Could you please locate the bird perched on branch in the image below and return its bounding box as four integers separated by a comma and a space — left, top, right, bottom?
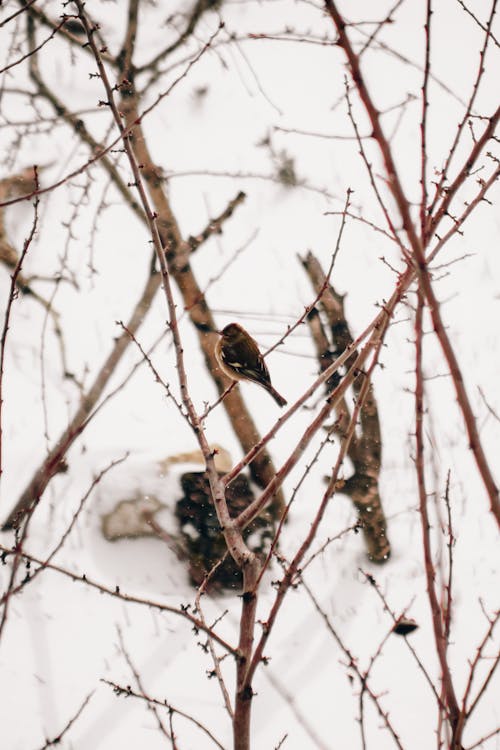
215, 323, 287, 407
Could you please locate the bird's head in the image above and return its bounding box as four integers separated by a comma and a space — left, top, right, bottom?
219, 323, 245, 342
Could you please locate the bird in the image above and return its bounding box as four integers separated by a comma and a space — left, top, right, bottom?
215, 323, 287, 407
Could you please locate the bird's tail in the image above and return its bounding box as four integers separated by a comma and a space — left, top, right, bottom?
265, 384, 287, 408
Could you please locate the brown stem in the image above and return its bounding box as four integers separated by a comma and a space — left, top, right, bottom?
22, 1, 114, 63
302, 251, 390, 562
71, 2, 251, 578
115, 45, 285, 517
233, 559, 260, 750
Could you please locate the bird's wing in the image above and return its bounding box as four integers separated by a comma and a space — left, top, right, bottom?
223, 336, 271, 386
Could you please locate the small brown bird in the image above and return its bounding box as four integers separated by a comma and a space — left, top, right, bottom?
215, 323, 287, 407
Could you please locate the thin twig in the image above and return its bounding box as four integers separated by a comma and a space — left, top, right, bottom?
0, 543, 237, 655
301, 580, 405, 750
0, 182, 39, 485
35, 691, 94, 750
415, 290, 461, 739
117, 626, 171, 741
326, 0, 500, 529
420, 0, 432, 241
0, 455, 127, 605
101, 679, 226, 749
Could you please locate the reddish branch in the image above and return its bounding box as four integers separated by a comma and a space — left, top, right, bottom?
101, 678, 225, 749
302, 250, 390, 562
303, 579, 405, 750
243, 335, 388, 694
37, 691, 94, 750
462, 608, 500, 720
96, 53, 409, 737
428, 103, 500, 237
325, 0, 500, 529
419, 0, 432, 240
0, 542, 237, 653
117, 626, 173, 740
194, 586, 234, 717
232, 329, 380, 532
414, 291, 461, 743
426, 0, 499, 228
361, 570, 443, 708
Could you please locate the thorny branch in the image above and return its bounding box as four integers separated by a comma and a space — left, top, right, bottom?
35, 691, 94, 750
101, 678, 226, 749
414, 290, 461, 742
325, 0, 500, 528
0, 541, 237, 654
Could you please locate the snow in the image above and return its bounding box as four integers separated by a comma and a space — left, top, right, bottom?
1, 1, 499, 748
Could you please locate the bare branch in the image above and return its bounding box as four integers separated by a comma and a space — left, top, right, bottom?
0, 543, 237, 655
101, 679, 226, 749
35, 692, 94, 750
